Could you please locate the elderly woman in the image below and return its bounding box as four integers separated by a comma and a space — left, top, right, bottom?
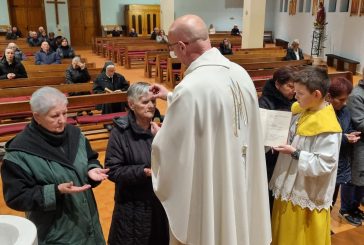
7, 42, 26, 61
285, 39, 304, 60
1, 87, 108, 245
93, 61, 129, 114
65, 56, 91, 86
326, 77, 362, 226
0, 47, 27, 80
258, 66, 296, 213
105, 82, 168, 245
56, 38, 75, 59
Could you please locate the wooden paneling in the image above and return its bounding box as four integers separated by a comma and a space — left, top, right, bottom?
125, 5, 160, 36
68, 0, 101, 46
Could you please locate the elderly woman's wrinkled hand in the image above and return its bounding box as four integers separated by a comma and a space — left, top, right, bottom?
88, 168, 110, 181
57, 181, 91, 194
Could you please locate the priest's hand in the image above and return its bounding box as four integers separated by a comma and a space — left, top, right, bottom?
150, 121, 161, 135
149, 84, 169, 100
88, 168, 109, 181
273, 145, 296, 154
57, 181, 91, 194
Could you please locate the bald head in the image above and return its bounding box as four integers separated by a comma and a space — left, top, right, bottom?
169, 15, 209, 43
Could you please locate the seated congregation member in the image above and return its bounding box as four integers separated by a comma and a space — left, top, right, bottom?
37, 26, 46, 38
105, 82, 169, 245
38, 31, 48, 43
150, 27, 159, 40
28, 31, 42, 47
129, 28, 138, 37
1, 87, 108, 245
93, 61, 129, 114
326, 77, 362, 226
208, 24, 216, 34
0, 47, 27, 80
6, 26, 22, 40
65, 57, 91, 91
219, 38, 233, 55
285, 39, 304, 60
346, 69, 364, 225
156, 29, 168, 43
269, 66, 342, 245
111, 26, 122, 37
231, 24, 240, 36
35, 41, 61, 65
56, 38, 75, 59
258, 66, 296, 213
7, 42, 26, 61
47, 32, 58, 51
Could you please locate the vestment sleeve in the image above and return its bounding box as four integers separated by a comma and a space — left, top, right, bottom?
297, 133, 340, 177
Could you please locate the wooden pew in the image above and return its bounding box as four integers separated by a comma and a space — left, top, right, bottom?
144, 50, 169, 78
124, 44, 168, 69
326, 54, 360, 75
27, 67, 102, 78
24, 63, 96, 72
239, 59, 312, 70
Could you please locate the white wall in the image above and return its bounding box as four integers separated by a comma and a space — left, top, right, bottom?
44, 0, 70, 40
0, 0, 10, 25
272, 0, 364, 73
99, 0, 160, 25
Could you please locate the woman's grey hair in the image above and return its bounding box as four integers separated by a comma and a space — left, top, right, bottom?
106, 64, 115, 71
72, 56, 81, 63
30, 87, 68, 115
127, 82, 151, 102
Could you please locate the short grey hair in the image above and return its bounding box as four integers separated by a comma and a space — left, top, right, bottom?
292, 39, 300, 45
106, 64, 115, 71
127, 82, 151, 102
30, 87, 68, 115
72, 56, 81, 63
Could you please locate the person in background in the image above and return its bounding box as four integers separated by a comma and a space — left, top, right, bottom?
285, 39, 304, 60
208, 24, 216, 34
156, 29, 168, 43
56, 38, 75, 59
129, 28, 138, 37
39, 31, 48, 43
47, 32, 58, 51
93, 61, 129, 115
105, 82, 169, 245
231, 24, 240, 36
7, 42, 26, 61
28, 31, 42, 47
111, 26, 122, 37
35, 41, 61, 65
150, 14, 271, 245
1, 87, 108, 245
37, 26, 46, 38
326, 77, 362, 227
6, 26, 22, 40
0, 47, 27, 80
150, 27, 159, 40
219, 38, 233, 55
346, 68, 364, 226
269, 66, 342, 245
258, 66, 296, 214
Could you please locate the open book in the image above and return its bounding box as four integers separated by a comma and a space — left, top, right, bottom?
259, 108, 292, 147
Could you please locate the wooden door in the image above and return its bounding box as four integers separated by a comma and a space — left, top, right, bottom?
68, 0, 101, 46
8, 0, 47, 36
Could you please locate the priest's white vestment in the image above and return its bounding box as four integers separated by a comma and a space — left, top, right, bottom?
152, 48, 271, 245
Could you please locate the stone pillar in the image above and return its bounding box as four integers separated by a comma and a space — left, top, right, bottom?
160, 0, 174, 32
242, 0, 266, 48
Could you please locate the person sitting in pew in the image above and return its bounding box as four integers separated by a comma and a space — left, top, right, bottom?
6, 26, 22, 40
47, 32, 58, 51
219, 38, 233, 55
39, 30, 48, 43
56, 38, 75, 59
7, 42, 26, 61
156, 29, 168, 43
35, 41, 61, 65
111, 26, 122, 37
285, 39, 304, 60
93, 61, 130, 115
231, 24, 240, 36
150, 27, 159, 40
0, 47, 28, 80
27, 31, 42, 47
129, 28, 138, 37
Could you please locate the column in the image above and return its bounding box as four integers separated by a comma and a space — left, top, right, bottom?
242, 0, 266, 48
160, 0, 174, 32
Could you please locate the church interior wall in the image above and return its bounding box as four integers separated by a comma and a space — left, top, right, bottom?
0, 0, 10, 25
272, 0, 364, 74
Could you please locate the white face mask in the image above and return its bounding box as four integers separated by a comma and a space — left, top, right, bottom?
169, 51, 177, 58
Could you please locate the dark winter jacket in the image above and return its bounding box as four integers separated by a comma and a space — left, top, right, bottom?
35, 50, 61, 65
285, 47, 304, 60
0, 58, 28, 80
1, 120, 105, 245
56, 46, 75, 59
65, 65, 91, 96
28, 37, 42, 47
93, 62, 129, 114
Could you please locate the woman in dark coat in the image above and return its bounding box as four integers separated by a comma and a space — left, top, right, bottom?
93, 61, 130, 114
56, 38, 75, 59
105, 82, 169, 245
0, 47, 27, 80
258, 66, 296, 214
65, 56, 91, 94
327, 77, 362, 226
